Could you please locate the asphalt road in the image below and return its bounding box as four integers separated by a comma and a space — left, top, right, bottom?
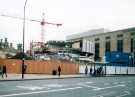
0, 76, 135, 97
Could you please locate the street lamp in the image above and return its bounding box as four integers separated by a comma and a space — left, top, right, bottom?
22, 0, 28, 79
133, 36, 135, 65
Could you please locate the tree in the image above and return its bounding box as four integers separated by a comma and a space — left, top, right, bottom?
47, 40, 67, 48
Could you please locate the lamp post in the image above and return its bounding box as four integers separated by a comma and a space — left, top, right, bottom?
22, 0, 28, 79
133, 36, 135, 65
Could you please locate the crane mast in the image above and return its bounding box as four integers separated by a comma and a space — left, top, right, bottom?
0, 12, 62, 56
0, 13, 62, 43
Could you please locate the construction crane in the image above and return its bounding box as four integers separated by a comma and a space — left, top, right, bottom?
0, 13, 62, 43
1, 13, 62, 56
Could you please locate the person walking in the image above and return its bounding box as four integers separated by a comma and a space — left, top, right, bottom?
85, 65, 88, 76
0, 66, 2, 77
89, 67, 92, 76
58, 65, 61, 77
2, 65, 7, 78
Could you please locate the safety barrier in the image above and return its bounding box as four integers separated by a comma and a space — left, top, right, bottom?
79, 62, 135, 75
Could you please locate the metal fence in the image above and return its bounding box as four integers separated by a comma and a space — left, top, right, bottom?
79, 62, 135, 76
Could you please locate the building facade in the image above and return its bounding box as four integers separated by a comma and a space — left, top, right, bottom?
66, 27, 135, 63
0, 38, 19, 59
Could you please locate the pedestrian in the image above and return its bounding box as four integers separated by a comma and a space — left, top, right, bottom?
2, 65, 7, 78
0, 66, 2, 77
89, 67, 92, 76
58, 65, 61, 76
85, 65, 88, 76
24, 64, 27, 74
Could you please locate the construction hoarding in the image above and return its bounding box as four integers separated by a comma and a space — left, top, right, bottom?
0, 59, 79, 74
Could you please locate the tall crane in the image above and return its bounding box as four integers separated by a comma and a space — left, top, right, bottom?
1, 13, 62, 56
0, 13, 62, 43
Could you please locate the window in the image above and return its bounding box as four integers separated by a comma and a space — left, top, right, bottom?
95, 38, 99, 41
105, 36, 110, 39
95, 43, 100, 60
131, 38, 133, 52
117, 40, 123, 52
131, 32, 135, 36
131, 38, 135, 53
105, 41, 110, 52
80, 40, 82, 48
117, 34, 123, 38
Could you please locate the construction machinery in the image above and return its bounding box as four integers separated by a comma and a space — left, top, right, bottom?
1, 13, 62, 42
1, 13, 62, 57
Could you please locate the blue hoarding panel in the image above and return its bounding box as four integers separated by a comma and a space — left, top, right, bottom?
105, 51, 132, 65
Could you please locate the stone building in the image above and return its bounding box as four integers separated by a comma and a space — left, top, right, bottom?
66, 27, 135, 63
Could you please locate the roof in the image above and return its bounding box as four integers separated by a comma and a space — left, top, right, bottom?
66, 28, 110, 40
66, 27, 135, 41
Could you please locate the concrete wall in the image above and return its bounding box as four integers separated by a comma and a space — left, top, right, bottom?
0, 59, 79, 74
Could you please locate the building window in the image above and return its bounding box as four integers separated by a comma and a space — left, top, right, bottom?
117, 34, 123, 38
131, 32, 135, 36
80, 40, 82, 48
105, 41, 110, 52
95, 38, 99, 41
95, 42, 100, 60
117, 40, 123, 52
131, 38, 133, 52
105, 36, 110, 39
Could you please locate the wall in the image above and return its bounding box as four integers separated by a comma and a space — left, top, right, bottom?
72, 42, 80, 49
0, 59, 79, 74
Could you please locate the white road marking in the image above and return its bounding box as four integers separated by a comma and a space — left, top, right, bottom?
78, 84, 101, 90
85, 82, 94, 84
116, 91, 130, 97
16, 86, 46, 90
94, 84, 125, 91
0, 87, 82, 97
77, 81, 94, 85
16, 84, 64, 90
92, 91, 116, 97
0, 88, 22, 92
44, 84, 63, 88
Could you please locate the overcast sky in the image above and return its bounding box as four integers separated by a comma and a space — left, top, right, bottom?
0, 0, 135, 50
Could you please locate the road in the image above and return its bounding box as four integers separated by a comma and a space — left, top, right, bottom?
0, 76, 135, 97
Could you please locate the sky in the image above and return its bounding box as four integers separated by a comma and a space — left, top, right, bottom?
0, 0, 135, 50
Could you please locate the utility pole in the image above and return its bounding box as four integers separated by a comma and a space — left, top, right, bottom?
22, 0, 28, 79
133, 35, 135, 65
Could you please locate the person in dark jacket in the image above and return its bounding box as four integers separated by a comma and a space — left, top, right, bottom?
89, 67, 92, 76
58, 65, 61, 76
85, 66, 88, 76
0, 66, 2, 77
2, 65, 7, 78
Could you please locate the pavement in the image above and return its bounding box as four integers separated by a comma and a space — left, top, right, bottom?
0, 73, 134, 81
0, 73, 86, 81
